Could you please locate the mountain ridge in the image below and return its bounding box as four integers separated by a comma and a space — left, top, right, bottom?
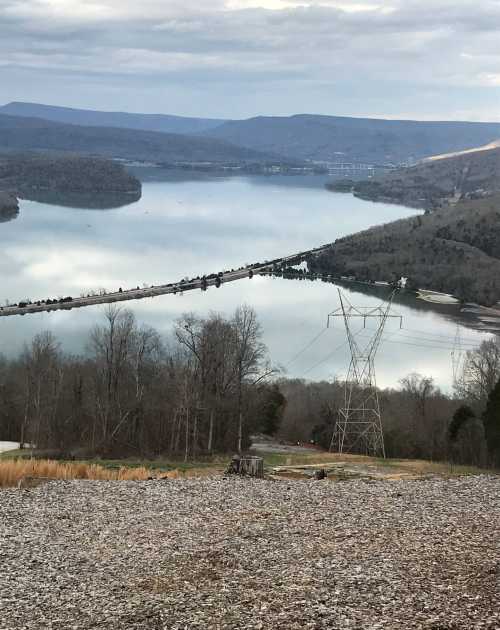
0, 102, 225, 135
4, 102, 500, 165
203, 114, 500, 164
0, 113, 281, 164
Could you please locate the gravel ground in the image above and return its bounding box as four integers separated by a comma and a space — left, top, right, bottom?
1, 476, 499, 630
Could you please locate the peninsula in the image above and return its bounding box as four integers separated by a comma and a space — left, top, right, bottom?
0, 153, 142, 217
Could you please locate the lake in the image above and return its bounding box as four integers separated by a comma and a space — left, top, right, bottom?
0, 171, 491, 390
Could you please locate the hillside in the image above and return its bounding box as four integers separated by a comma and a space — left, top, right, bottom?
0, 153, 142, 212
0, 101, 225, 135
0, 153, 140, 194
204, 114, 500, 164
0, 191, 19, 222
0, 114, 280, 165
6, 103, 500, 166
309, 194, 500, 305
330, 145, 500, 210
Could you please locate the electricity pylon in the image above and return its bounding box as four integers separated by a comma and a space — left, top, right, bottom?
451, 325, 463, 388
328, 289, 402, 458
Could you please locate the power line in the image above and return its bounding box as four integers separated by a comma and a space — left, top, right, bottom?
382, 329, 480, 348
284, 327, 328, 368
394, 326, 487, 345
363, 326, 482, 349
358, 332, 471, 352
300, 339, 351, 378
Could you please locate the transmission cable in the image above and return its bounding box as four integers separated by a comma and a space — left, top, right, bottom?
362, 325, 481, 349
300, 340, 349, 378
391, 326, 486, 345
284, 327, 328, 369
379, 329, 479, 349
299, 326, 364, 378
357, 332, 469, 352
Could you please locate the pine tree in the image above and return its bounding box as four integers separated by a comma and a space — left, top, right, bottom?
449, 405, 475, 443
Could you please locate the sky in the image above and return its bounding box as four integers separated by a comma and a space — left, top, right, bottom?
1, 0, 500, 120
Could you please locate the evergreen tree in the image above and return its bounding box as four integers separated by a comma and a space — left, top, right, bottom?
482, 377, 500, 466
448, 405, 475, 443
259, 384, 286, 436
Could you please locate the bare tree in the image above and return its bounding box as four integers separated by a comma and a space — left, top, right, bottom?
21, 331, 63, 449
87, 305, 136, 452
232, 305, 269, 452
455, 338, 500, 408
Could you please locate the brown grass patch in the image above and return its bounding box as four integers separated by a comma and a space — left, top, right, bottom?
0, 459, 220, 488
1, 459, 168, 488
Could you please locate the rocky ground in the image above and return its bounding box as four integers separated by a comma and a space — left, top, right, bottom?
1, 476, 499, 630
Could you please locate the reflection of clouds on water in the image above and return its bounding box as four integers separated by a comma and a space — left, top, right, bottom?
0, 175, 491, 391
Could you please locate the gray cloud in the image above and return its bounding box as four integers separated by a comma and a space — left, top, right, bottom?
0, 0, 499, 118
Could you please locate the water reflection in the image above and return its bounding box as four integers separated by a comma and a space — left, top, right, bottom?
0, 174, 492, 391
19, 189, 142, 210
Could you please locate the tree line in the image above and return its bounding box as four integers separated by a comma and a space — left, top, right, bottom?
278, 337, 500, 468
0, 305, 283, 458
0, 304, 499, 467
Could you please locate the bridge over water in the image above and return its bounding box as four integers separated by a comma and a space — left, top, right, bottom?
0, 244, 332, 318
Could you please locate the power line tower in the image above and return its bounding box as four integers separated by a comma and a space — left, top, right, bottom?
328, 288, 402, 458
451, 325, 464, 388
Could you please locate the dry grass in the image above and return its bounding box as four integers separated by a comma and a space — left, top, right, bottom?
0, 459, 212, 488
266, 451, 496, 481
377, 458, 495, 478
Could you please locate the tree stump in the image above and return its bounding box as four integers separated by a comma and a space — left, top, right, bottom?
225, 455, 264, 478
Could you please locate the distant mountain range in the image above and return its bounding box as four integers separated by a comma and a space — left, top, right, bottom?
0, 113, 278, 165
0, 102, 500, 165
1, 102, 224, 135
3, 102, 500, 165
202, 115, 500, 164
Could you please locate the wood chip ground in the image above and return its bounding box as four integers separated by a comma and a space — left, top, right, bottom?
1, 476, 499, 629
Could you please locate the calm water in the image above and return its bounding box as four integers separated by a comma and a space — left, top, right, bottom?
0, 173, 491, 390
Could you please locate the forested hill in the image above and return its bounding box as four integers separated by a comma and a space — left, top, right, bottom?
0, 114, 280, 164
310, 194, 500, 306
1, 102, 225, 135
0, 153, 140, 194
0, 190, 19, 221
0, 153, 142, 215
330, 145, 500, 210
203, 114, 500, 164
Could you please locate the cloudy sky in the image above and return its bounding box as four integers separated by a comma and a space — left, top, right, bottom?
1, 0, 499, 120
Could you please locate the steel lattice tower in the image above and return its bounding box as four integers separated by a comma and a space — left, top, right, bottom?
451, 325, 464, 388
329, 289, 402, 458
